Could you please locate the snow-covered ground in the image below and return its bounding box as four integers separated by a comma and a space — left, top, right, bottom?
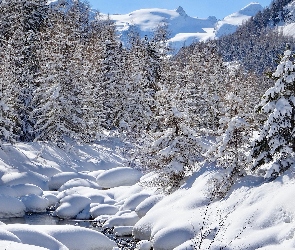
1, 140, 295, 249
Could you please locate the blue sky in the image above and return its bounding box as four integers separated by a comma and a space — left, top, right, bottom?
87, 0, 273, 19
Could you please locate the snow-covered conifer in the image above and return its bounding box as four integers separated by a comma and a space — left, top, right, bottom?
251, 46, 295, 179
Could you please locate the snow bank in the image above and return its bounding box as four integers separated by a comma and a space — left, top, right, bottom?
1, 224, 117, 250
4, 224, 68, 250
0, 241, 50, 250
96, 167, 142, 188
1, 171, 48, 190
39, 225, 117, 250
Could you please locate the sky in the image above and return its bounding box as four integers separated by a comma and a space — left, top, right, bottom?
87, 0, 273, 19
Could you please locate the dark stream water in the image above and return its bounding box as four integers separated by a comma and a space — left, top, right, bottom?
1, 212, 137, 250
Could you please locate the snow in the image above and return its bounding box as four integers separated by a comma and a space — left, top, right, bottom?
0, 195, 26, 218
136, 240, 152, 250
1, 140, 295, 249
1, 224, 117, 250
48, 172, 96, 190
215, 2, 263, 37
103, 3, 261, 51
54, 194, 91, 219
90, 204, 119, 217
20, 194, 49, 213
114, 226, 133, 236
96, 167, 142, 188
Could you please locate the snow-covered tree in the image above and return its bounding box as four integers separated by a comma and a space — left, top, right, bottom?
0, 0, 49, 141
206, 65, 252, 198
251, 47, 295, 179
33, 1, 88, 146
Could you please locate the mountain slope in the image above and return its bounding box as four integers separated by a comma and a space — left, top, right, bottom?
106, 3, 263, 51
215, 2, 263, 37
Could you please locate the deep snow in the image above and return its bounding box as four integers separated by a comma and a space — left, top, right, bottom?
1, 140, 295, 249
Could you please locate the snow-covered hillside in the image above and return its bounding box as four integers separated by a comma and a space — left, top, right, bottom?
215, 2, 263, 37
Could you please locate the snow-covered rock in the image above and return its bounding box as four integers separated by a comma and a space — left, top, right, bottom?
90, 204, 119, 218
54, 194, 91, 219
4, 224, 68, 250
114, 226, 133, 236
135, 195, 164, 218
96, 167, 142, 188
1, 171, 48, 190
49, 172, 96, 190
121, 193, 151, 211
58, 178, 101, 191
20, 194, 49, 213
136, 240, 152, 250
0, 194, 26, 218
103, 211, 140, 229
11, 184, 43, 197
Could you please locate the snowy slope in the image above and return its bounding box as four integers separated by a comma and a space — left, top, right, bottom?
215, 2, 263, 37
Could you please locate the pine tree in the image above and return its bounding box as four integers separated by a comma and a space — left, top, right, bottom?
251, 46, 295, 179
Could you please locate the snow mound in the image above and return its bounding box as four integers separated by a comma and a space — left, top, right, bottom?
0, 227, 21, 243
135, 195, 164, 218
103, 211, 140, 229
39, 225, 117, 250
96, 167, 142, 188
20, 194, 49, 213
114, 226, 133, 236
42, 192, 59, 207
0, 194, 26, 218
1, 171, 48, 190
58, 178, 101, 191
11, 183, 43, 197
90, 204, 119, 217
136, 240, 152, 250
4, 224, 68, 250
153, 227, 194, 250
121, 193, 151, 211
48, 172, 96, 190
55, 194, 91, 219
0, 240, 50, 250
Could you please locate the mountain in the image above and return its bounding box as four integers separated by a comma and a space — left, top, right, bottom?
106, 3, 263, 51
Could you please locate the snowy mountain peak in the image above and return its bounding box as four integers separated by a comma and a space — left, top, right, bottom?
238, 2, 263, 16
176, 6, 187, 17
